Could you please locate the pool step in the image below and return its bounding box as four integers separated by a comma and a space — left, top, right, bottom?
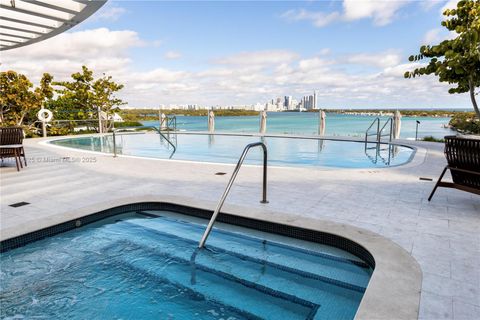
103, 240, 318, 320
124, 217, 371, 289
119, 233, 365, 320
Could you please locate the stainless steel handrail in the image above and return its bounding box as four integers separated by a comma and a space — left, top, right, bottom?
379, 117, 393, 142
198, 142, 268, 248
160, 115, 177, 131
112, 126, 176, 158
364, 117, 380, 143
167, 115, 177, 131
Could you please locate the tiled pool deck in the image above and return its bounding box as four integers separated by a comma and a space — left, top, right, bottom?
1, 135, 479, 320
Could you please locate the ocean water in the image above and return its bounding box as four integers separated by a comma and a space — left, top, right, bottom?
143, 112, 454, 139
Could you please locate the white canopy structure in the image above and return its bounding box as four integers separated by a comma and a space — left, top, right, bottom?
0, 0, 106, 51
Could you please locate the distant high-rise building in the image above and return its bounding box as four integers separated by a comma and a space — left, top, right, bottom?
313, 90, 317, 109
284, 96, 293, 110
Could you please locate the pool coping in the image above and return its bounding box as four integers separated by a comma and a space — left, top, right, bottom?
0, 194, 422, 320
41, 131, 421, 170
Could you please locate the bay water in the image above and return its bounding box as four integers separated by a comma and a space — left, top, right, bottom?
143, 112, 454, 139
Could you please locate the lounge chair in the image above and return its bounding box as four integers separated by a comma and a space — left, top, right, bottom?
428, 135, 480, 201
0, 127, 27, 171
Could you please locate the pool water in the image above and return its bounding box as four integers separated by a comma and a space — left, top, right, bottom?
0, 211, 373, 320
50, 133, 414, 168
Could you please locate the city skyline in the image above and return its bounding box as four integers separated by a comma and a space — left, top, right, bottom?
1, 0, 473, 110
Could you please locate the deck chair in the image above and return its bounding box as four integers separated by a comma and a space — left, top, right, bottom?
0, 127, 27, 171
428, 135, 480, 201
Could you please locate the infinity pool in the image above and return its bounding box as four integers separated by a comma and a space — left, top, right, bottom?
0, 210, 373, 320
50, 133, 414, 168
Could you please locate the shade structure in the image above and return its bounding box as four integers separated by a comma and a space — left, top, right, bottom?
393, 110, 402, 139
259, 110, 267, 134
208, 110, 215, 132
318, 110, 326, 135
160, 113, 167, 130
0, 0, 107, 51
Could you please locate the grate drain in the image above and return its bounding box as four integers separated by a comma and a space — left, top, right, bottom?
215, 172, 227, 175
419, 177, 433, 181
9, 202, 30, 208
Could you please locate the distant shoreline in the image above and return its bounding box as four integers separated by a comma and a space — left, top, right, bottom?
306, 109, 471, 118
120, 108, 472, 120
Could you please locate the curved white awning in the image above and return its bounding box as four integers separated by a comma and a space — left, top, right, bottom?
0, 0, 107, 51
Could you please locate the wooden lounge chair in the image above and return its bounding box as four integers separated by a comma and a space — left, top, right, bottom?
0, 127, 27, 171
428, 135, 480, 201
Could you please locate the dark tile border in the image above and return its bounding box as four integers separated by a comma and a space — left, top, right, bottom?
0, 202, 375, 269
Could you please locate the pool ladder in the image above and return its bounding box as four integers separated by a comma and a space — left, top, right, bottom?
364, 117, 393, 144
364, 118, 395, 165
198, 142, 268, 248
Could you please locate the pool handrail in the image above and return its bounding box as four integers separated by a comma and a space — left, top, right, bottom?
379, 117, 393, 142
198, 142, 268, 248
365, 117, 393, 144
112, 126, 176, 158
364, 117, 380, 143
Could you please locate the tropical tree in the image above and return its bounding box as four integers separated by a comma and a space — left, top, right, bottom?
92, 73, 125, 131
0, 71, 53, 126
53, 66, 125, 131
53, 66, 96, 120
405, 0, 480, 118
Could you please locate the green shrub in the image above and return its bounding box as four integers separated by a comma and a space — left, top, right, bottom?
113, 121, 143, 128
422, 136, 445, 142
449, 113, 480, 134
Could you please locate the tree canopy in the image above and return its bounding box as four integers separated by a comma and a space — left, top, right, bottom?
0, 71, 53, 126
0, 66, 125, 135
53, 66, 125, 131
405, 0, 480, 118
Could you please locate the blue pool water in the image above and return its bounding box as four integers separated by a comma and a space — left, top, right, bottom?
51, 133, 414, 168
0, 211, 373, 320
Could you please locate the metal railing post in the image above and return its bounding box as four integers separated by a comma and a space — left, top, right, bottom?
389, 118, 393, 141
198, 142, 268, 248
261, 144, 268, 204
113, 131, 117, 157
376, 118, 380, 143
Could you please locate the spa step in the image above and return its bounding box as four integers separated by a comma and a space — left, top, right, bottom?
136, 213, 370, 269
118, 233, 365, 320
97, 257, 261, 320
104, 240, 318, 320
123, 217, 371, 290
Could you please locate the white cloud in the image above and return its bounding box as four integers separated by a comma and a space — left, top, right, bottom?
345, 52, 402, 68
215, 50, 299, 66
419, 0, 442, 11
1, 28, 142, 83
343, 0, 408, 26
423, 28, 443, 44
164, 51, 181, 60
298, 57, 332, 70
280, 9, 341, 27
423, 27, 456, 44
93, 4, 127, 21
280, 0, 410, 28
132, 68, 189, 83
0, 28, 469, 108
440, 0, 459, 14
2, 28, 143, 61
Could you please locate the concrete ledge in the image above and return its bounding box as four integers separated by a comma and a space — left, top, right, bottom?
1, 194, 422, 320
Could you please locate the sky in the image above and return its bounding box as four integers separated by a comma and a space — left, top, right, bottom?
0, 0, 471, 109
